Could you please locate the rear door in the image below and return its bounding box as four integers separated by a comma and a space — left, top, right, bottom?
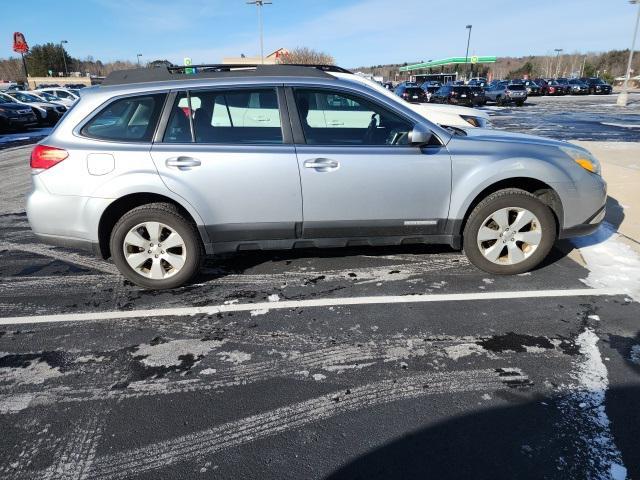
151, 87, 302, 247
289, 86, 451, 239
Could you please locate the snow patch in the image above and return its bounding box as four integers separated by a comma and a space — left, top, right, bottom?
0, 359, 64, 385
250, 308, 269, 316
556, 328, 627, 479
267, 294, 280, 302
134, 339, 224, 368
217, 350, 252, 364
444, 343, 486, 361
200, 368, 217, 375
573, 222, 640, 302
312, 373, 326, 381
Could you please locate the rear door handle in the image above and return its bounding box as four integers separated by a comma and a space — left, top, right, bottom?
166, 156, 201, 170
304, 158, 339, 171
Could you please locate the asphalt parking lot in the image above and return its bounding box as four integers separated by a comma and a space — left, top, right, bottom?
1, 94, 640, 479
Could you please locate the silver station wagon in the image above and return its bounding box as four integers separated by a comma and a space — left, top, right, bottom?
27, 64, 606, 289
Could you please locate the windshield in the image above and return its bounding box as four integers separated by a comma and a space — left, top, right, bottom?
0, 93, 17, 103
12, 92, 41, 103
38, 92, 60, 101
591, 78, 606, 84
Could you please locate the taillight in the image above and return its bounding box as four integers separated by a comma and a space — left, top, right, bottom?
402, 92, 409, 99
30, 145, 68, 171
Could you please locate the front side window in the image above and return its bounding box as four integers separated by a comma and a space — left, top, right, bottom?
81, 93, 165, 142
180, 88, 282, 144
294, 88, 413, 146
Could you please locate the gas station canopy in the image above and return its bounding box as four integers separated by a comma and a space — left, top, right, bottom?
399, 56, 497, 71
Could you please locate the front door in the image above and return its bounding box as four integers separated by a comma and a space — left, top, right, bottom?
291, 87, 451, 239
151, 87, 302, 247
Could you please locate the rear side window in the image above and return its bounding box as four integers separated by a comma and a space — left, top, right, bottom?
81, 94, 166, 142
163, 88, 283, 145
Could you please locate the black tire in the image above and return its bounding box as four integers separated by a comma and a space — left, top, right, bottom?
110, 202, 204, 289
495, 95, 502, 105
463, 189, 556, 275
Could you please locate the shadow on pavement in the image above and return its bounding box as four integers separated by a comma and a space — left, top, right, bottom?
324, 386, 639, 480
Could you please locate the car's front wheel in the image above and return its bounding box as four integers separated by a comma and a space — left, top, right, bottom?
463, 189, 556, 275
110, 203, 204, 289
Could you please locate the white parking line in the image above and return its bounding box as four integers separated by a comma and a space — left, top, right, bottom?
0, 288, 617, 326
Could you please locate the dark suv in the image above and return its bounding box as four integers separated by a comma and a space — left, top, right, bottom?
581, 78, 612, 95
430, 85, 475, 106
394, 84, 428, 103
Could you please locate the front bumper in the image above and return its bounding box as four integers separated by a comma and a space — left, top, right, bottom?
558, 205, 606, 239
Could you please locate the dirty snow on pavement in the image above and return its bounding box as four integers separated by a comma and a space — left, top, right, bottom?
557, 329, 627, 480
573, 222, 640, 301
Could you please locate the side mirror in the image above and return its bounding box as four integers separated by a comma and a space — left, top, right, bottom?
409, 125, 433, 145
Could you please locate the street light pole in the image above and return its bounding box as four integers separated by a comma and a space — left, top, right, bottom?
464, 25, 472, 81
618, 0, 640, 107
60, 40, 68, 77
247, 1, 272, 64
554, 48, 563, 77
137, 53, 143, 67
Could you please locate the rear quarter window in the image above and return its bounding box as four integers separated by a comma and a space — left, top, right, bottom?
81, 93, 166, 142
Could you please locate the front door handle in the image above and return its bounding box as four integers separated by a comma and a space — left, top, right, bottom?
166, 156, 201, 170
304, 158, 339, 171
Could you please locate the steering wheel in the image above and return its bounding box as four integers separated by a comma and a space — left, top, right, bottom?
363, 113, 380, 144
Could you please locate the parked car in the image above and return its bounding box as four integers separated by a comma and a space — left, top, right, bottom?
382, 81, 394, 90
394, 84, 428, 103
31, 90, 75, 108
568, 79, 589, 95
544, 80, 565, 96
484, 83, 528, 106
420, 81, 441, 100
65, 83, 88, 89
555, 78, 573, 95
521, 80, 541, 96
0, 91, 67, 126
532, 79, 550, 95
580, 78, 613, 95
430, 85, 476, 106
468, 86, 486, 106
38, 87, 80, 104
0, 94, 38, 131
467, 77, 488, 87
350, 74, 490, 128
27, 63, 605, 288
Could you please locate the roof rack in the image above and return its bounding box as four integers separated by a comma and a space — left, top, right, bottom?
102, 64, 353, 86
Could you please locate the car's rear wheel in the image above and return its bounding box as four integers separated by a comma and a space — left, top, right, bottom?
110, 203, 204, 289
463, 189, 556, 275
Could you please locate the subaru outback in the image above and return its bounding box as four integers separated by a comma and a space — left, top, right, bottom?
27, 64, 606, 289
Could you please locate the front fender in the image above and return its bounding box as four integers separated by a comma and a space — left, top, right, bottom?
448, 154, 576, 229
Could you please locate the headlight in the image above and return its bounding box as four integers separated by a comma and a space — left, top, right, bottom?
560, 146, 601, 175
461, 115, 487, 128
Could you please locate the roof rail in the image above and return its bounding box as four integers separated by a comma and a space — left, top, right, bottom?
102, 64, 352, 86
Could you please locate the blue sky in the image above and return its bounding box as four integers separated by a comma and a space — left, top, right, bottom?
1, 0, 637, 67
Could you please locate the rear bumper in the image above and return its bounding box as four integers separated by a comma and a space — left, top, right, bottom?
33, 232, 101, 255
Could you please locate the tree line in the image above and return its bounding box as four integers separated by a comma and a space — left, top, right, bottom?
0, 44, 335, 82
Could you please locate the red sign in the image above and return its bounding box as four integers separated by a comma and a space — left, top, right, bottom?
13, 32, 29, 54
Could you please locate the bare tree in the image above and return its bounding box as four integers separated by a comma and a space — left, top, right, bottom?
279, 47, 335, 65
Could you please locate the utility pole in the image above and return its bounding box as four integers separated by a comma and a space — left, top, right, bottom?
247, 1, 272, 64
618, 0, 640, 106
581, 56, 587, 77
554, 48, 563, 77
137, 53, 143, 67
464, 25, 472, 81
60, 40, 69, 76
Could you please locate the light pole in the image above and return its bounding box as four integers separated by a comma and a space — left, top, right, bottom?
247, 1, 272, 64
554, 48, 563, 77
60, 40, 68, 76
464, 24, 472, 81
137, 53, 143, 67
618, 0, 640, 106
